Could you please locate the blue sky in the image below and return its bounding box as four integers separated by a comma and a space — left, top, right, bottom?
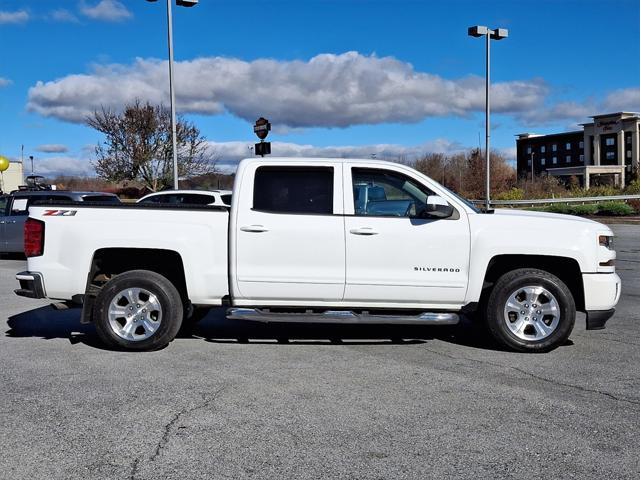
0, 0, 639, 175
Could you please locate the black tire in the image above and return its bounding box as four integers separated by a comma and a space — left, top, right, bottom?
93, 270, 183, 351
485, 268, 575, 353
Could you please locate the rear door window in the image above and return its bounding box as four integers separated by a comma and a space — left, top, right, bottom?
253, 166, 334, 214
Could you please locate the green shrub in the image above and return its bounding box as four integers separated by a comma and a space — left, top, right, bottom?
495, 188, 525, 201
572, 204, 599, 215
547, 204, 573, 214
569, 185, 620, 198
596, 201, 635, 216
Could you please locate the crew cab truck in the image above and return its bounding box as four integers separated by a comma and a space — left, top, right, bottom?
15, 157, 621, 352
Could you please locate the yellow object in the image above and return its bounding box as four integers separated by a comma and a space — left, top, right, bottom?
0, 155, 9, 172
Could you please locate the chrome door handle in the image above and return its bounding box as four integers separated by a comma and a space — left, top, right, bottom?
240, 225, 269, 233
349, 227, 379, 236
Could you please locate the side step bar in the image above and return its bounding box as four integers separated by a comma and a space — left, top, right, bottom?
227, 308, 459, 325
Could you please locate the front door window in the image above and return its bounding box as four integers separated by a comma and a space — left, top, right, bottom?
352, 168, 433, 217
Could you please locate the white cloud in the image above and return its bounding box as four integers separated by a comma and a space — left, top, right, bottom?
516, 101, 596, 126
33, 156, 94, 177
27, 52, 548, 127
514, 87, 640, 127
0, 10, 29, 24
0, 77, 12, 87
50, 9, 79, 23
80, 1, 132, 22
603, 87, 640, 113
36, 144, 69, 153
209, 138, 467, 172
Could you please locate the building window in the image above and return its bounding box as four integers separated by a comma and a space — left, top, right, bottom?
605, 151, 615, 160
580, 154, 584, 162
566, 143, 571, 150
541, 158, 546, 165
605, 138, 615, 146
566, 155, 571, 163
552, 156, 557, 164
526, 146, 532, 154
627, 135, 632, 144
627, 151, 632, 158
540, 146, 546, 153
552, 144, 557, 152
579, 141, 584, 149
527, 159, 532, 166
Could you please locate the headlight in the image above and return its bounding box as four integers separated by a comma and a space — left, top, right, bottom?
599, 235, 614, 250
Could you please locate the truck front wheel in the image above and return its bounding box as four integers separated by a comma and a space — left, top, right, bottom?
485, 268, 575, 353
93, 270, 183, 351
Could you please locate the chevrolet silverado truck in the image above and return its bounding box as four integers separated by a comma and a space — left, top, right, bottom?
15, 157, 621, 352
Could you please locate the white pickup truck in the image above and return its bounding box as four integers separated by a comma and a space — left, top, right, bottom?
15, 157, 621, 352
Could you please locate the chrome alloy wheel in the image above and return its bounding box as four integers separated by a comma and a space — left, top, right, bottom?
107, 288, 163, 341
503, 286, 560, 341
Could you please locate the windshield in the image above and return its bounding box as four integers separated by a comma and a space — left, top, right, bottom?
438, 185, 481, 213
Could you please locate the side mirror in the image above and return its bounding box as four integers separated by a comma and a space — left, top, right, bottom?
421, 195, 454, 219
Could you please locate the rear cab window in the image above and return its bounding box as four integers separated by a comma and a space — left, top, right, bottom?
253, 166, 334, 214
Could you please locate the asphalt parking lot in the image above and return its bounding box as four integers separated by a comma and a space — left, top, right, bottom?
1, 224, 638, 480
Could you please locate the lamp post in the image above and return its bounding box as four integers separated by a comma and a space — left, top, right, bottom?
468, 25, 508, 211
146, 0, 198, 190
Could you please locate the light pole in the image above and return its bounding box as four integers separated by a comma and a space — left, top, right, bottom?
468, 25, 508, 210
147, 0, 198, 190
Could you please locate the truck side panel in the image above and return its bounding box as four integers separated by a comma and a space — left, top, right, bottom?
27, 206, 229, 304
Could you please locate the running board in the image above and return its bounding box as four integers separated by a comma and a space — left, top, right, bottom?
226, 308, 459, 325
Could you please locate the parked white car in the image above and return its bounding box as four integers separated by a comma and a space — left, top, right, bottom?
137, 189, 231, 207
16, 157, 620, 353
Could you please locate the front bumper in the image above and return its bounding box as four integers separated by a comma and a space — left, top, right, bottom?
582, 273, 621, 311
15, 271, 46, 299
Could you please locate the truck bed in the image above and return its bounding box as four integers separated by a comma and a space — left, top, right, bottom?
26, 202, 230, 305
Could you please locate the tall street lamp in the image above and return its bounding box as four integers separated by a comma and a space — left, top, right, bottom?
147, 0, 198, 190
468, 25, 508, 211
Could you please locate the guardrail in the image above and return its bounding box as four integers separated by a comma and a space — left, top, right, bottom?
471, 194, 640, 207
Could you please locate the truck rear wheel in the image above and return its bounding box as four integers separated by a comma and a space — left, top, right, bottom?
485, 268, 575, 353
93, 270, 183, 351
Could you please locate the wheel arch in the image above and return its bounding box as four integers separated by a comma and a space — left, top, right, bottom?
81, 248, 188, 323
481, 254, 585, 312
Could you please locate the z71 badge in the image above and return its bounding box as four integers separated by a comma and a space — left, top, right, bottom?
43, 210, 78, 216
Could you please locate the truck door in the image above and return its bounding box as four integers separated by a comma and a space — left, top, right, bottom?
0, 196, 8, 251
4, 196, 29, 252
343, 165, 470, 307
233, 163, 345, 302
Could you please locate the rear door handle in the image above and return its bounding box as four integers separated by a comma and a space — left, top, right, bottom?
240, 225, 269, 233
349, 227, 379, 236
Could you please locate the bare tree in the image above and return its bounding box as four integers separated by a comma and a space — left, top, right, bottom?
412, 149, 516, 199
87, 100, 216, 191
